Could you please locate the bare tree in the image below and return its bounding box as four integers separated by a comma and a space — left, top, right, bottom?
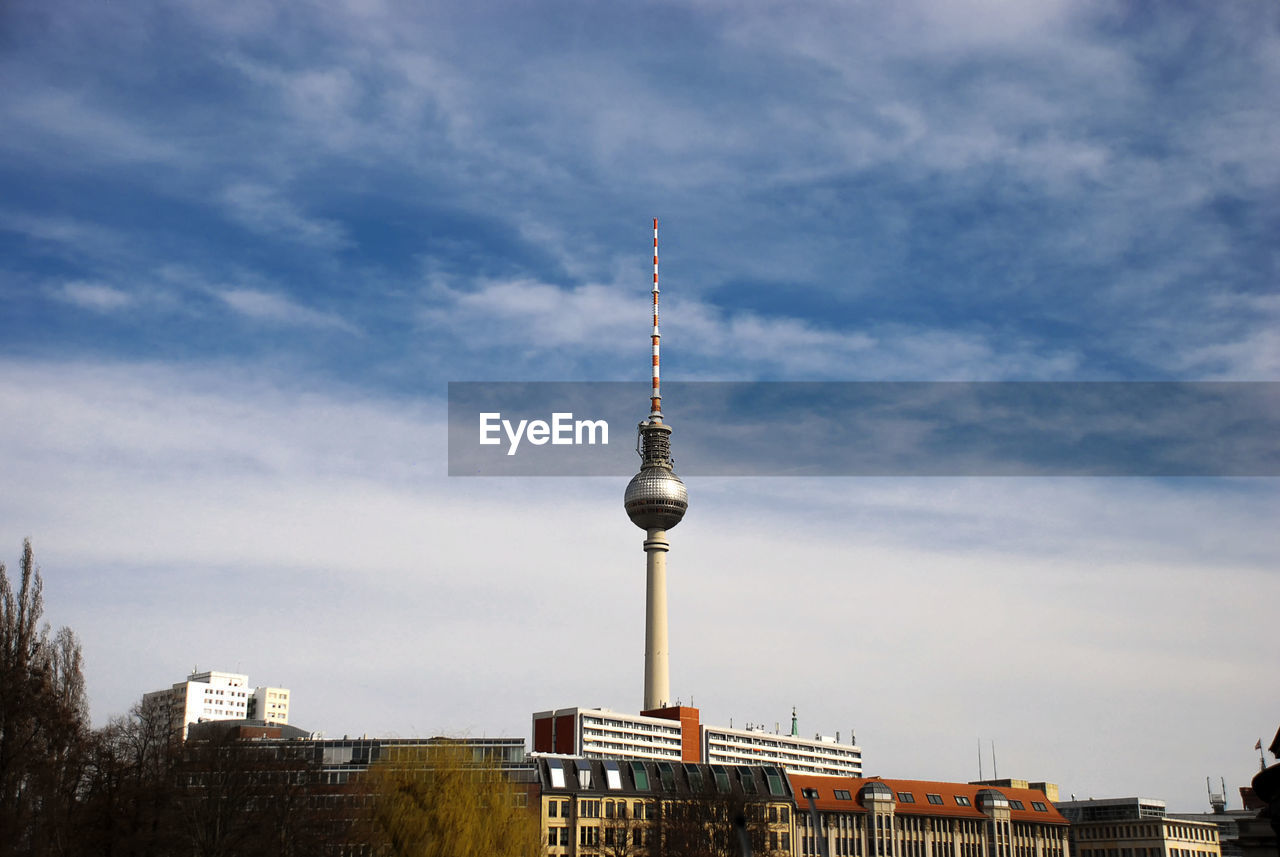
0, 540, 90, 857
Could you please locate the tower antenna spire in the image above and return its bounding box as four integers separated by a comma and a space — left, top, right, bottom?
651, 217, 662, 421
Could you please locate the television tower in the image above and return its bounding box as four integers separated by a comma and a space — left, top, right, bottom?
624, 218, 689, 711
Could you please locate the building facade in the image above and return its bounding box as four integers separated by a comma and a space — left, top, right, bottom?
536, 755, 796, 856
789, 776, 1070, 857
534, 706, 863, 775
534, 708, 687, 761
142, 669, 291, 738
1056, 798, 1222, 857
703, 724, 862, 777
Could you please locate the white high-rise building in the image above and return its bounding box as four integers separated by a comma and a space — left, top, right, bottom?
142, 669, 290, 739
702, 723, 862, 776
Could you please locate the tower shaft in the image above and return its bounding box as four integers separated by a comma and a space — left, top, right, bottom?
643, 528, 670, 710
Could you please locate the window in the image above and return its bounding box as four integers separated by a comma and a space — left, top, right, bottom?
548, 801, 558, 818
548, 759, 566, 789
739, 767, 758, 794
560, 828, 570, 846
657, 762, 676, 791
685, 763, 705, 792
955, 796, 972, 806
765, 766, 786, 797
835, 790, 853, 801
1009, 800, 1025, 810
603, 759, 622, 790
1032, 802, 1048, 812
549, 829, 559, 846
711, 765, 732, 794
927, 794, 944, 805
630, 761, 650, 790
781, 807, 790, 824
898, 792, 916, 803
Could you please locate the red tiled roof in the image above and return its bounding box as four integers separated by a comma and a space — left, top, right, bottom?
788, 775, 1068, 826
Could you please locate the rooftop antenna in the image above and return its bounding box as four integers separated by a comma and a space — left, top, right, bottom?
1208, 776, 1226, 813
978, 738, 984, 780
992, 740, 999, 780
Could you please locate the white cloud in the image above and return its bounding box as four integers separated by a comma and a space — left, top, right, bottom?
53, 281, 133, 312
0, 358, 1273, 812
426, 277, 1079, 380
221, 182, 349, 249
0, 88, 182, 166
215, 287, 359, 333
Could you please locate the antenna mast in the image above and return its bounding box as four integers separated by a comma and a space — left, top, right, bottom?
651, 217, 662, 421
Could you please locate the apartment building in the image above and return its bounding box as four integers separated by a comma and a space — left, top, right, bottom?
533, 705, 862, 775
142, 669, 290, 739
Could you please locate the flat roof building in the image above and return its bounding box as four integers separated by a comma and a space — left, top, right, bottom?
143, 669, 288, 739
533, 706, 863, 775
1056, 798, 1222, 857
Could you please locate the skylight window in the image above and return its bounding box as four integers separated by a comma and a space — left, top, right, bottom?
684, 763, 704, 792
955, 795, 972, 806
711, 765, 731, 794
834, 790, 852, 801
548, 759, 565, 789
898, 792, 916, 803
764, 767, 785, 797
1009, 800, 1025, 810
630, 761, 649, 790
739, 767, 757, 795
603, 760, 622, 790
1032, 802, 1048, 812
927, 794, 944, 805
657, 762, 676, 791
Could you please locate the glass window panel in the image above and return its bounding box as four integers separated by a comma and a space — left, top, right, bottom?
711, 765, 731, 794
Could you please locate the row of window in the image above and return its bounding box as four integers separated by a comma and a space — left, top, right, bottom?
1078, 824, 1216, 843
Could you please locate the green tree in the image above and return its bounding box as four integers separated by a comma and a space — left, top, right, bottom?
0, 540, 90, 857
362, 742, 540, 857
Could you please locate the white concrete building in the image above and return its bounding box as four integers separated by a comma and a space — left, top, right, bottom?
143, 669, 290, 739
249, 685, 290, 725
702, 723, 863, 776
532, 708, 685, 760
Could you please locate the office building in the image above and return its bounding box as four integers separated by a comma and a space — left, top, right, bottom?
1056, 798, 1222, 857
142, 669, 290, 739
792, 776, 1070, 857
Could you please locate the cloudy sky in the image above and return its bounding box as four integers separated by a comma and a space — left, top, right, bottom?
1, 0, 1277, 812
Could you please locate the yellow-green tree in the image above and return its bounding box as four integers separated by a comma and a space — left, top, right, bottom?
362, 742, 540, 857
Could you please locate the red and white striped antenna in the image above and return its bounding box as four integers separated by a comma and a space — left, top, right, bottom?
651, 217, 662, 421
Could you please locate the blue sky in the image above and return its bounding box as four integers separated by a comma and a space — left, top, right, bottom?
1, 0, 1277, 812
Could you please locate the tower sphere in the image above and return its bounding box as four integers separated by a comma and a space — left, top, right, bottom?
624, 466, 688, 530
